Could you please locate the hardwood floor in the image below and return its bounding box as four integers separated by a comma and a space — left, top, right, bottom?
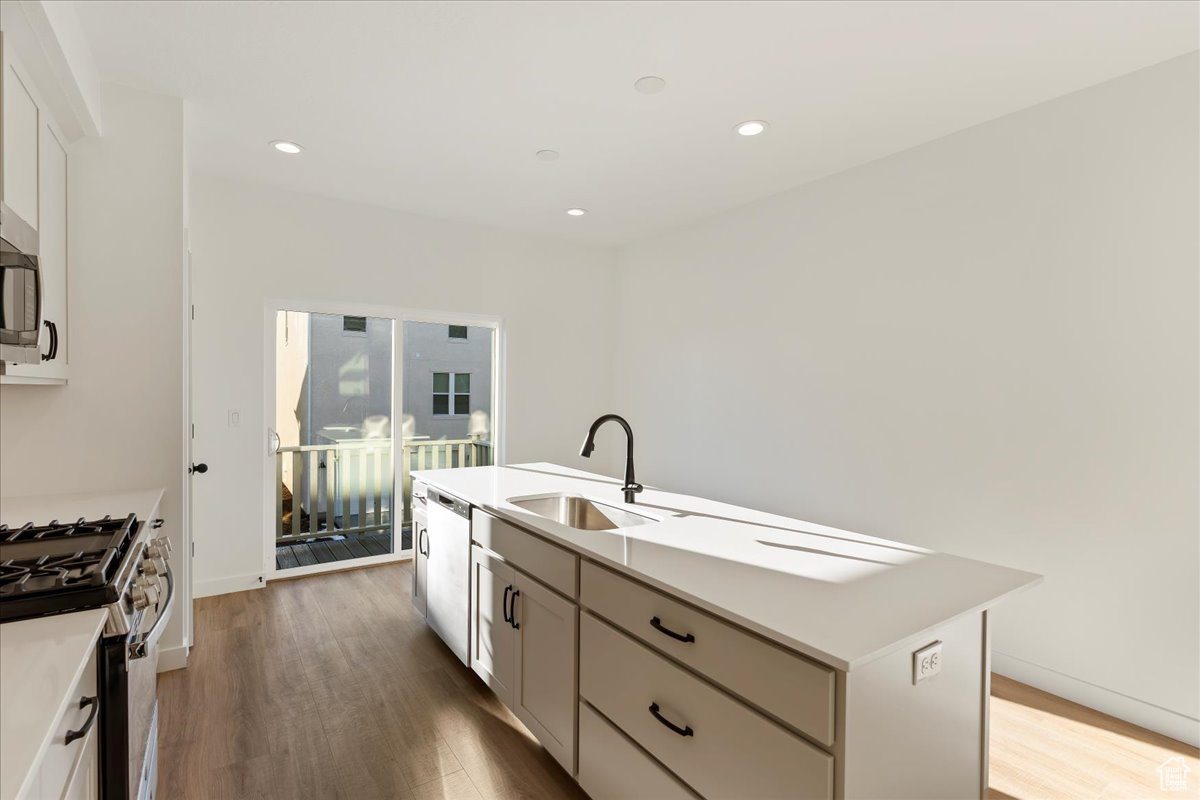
159, 563, 1197, 800
989, 675, 1198, 800
157, 562, 584, 800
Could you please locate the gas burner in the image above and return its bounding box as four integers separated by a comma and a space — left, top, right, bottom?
0, 551, 111, 595
0, 515, 130, 544
0, 513, 138, 621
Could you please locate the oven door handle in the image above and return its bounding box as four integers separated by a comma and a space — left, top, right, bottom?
129, 564, 175, 660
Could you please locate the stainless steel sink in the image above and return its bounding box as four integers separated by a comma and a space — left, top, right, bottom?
507, 493, 657, 530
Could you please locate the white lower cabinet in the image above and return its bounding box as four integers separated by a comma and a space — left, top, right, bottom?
580, 612, 833, 800
511, 571, 577, 772
578, 701, 698, 800
469, 543, 578, 774
60, 727, 98, 800
470, 547, 517, 704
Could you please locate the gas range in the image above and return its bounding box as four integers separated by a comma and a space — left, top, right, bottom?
0, 513, 171, 635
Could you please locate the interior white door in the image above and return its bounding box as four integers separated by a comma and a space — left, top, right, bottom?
512, 570, 578, 773
471, 546, 516, 706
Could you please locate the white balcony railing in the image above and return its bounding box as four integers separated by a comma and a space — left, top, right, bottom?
275, 437, 492, 545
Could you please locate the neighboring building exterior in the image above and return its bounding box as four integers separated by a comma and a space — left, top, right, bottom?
401, 320, 494, 442
276, 312, 493, 447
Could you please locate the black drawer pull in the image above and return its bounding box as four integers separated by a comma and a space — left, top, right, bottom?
648, 702, 693, 737
509, 589, 520, 629
650, 616, 695, 643
65, 696, 98, 745
502, 585, 513, 624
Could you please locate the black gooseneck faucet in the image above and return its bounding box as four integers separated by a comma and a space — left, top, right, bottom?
580, 414, 643, 504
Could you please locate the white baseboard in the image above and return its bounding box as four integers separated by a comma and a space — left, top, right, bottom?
194, 572, 265, 598
157, 644, 189, 673
993, 651, 1199, 747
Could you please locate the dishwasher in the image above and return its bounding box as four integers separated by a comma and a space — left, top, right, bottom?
425, 487, 472, 665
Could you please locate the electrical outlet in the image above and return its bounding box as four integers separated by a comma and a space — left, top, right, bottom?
913, 641, 943, 685
228, 409, 241, 427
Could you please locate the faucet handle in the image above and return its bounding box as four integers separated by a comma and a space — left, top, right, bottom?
626, 482, 644, 494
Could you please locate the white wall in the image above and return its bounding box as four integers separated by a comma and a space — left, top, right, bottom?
613, 53, 1199, 741
188, 174, 617, 596
0, 82, 187, 652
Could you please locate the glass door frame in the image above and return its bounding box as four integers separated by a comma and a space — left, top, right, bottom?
262, 298, 505, 580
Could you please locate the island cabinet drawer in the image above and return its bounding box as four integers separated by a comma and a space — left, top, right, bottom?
472, 511, 577, 597
31, 646, 99, 800
578, 701, 699, 800
580, 613, 833, 800
580, 561, 835, 746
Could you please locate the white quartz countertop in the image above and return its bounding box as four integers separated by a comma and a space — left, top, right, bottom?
0, 609, 108, 800
412, 463, 1040, 671
0, 488, 164, 800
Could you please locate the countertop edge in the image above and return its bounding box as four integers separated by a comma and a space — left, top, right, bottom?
412, 466, 1042, 672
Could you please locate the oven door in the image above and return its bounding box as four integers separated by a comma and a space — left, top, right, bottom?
100, 566, 175, 799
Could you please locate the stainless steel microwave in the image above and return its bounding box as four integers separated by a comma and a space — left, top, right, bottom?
0, 201, 49, 366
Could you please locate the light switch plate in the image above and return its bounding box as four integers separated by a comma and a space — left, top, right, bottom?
913, 640, 943, 685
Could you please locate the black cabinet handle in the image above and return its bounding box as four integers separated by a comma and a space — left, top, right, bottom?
502, 585, 513, 624
509, 589, 520, 629
189, 463, 208, 474
41, 320, 58, 361
648, 702, 693, 737
650, 616, 695, 643
419, 528, 429, 557
65, 696, 98, 745
151, 518, 165, 529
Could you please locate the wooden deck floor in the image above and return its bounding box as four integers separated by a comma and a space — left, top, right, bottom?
159, 563, 1198, 800
274, 531, 393, 571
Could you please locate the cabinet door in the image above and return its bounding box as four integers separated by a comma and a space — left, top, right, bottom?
60, 727, 99, 800
512, 570, 578, 774
470, 546, 516, 706
2, 43, 39, 226
37, 121, 67, 368
412, 516, 428, 617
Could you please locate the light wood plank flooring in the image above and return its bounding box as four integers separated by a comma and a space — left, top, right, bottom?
159, 563, 1197, 800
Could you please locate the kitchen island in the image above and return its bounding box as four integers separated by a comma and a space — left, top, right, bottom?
411, 462, 1041, 800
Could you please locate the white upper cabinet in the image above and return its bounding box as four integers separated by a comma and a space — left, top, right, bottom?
2, 42, 39, 227
1, 36, 70, 384
37, 123, 67, 369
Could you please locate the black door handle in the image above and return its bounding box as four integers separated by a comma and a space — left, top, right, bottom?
189, 463, 208, 474
502, 585, 512, 624
418, 528, 428, 556
648, 702, 693, 737
65, 696, 99, 745
650, 616, 695, 643
41, 320, 58, 361
509, 589, 520, 629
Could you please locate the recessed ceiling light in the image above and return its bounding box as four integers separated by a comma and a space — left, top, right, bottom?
634, 76, 666, 95
536, 149, 560, 161
734, 120, 768, 137
270, 140, 303, 154
565, 208, 587, 217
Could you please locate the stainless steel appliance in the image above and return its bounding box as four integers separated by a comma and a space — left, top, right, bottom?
0, 513, 175, 799
425, 487, 471, 665
0, 201, 54, 367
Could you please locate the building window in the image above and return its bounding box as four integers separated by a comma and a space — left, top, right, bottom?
448, 324, 468, 340
343, 315, 367, 333
433, 372, 470, 415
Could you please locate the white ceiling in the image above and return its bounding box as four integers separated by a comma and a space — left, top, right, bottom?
72, 0, 1197, 246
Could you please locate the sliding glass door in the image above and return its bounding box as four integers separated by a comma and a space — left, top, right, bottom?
273, 311, 396, 572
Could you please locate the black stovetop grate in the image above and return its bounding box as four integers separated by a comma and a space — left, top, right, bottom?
0, 514, 138, 619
